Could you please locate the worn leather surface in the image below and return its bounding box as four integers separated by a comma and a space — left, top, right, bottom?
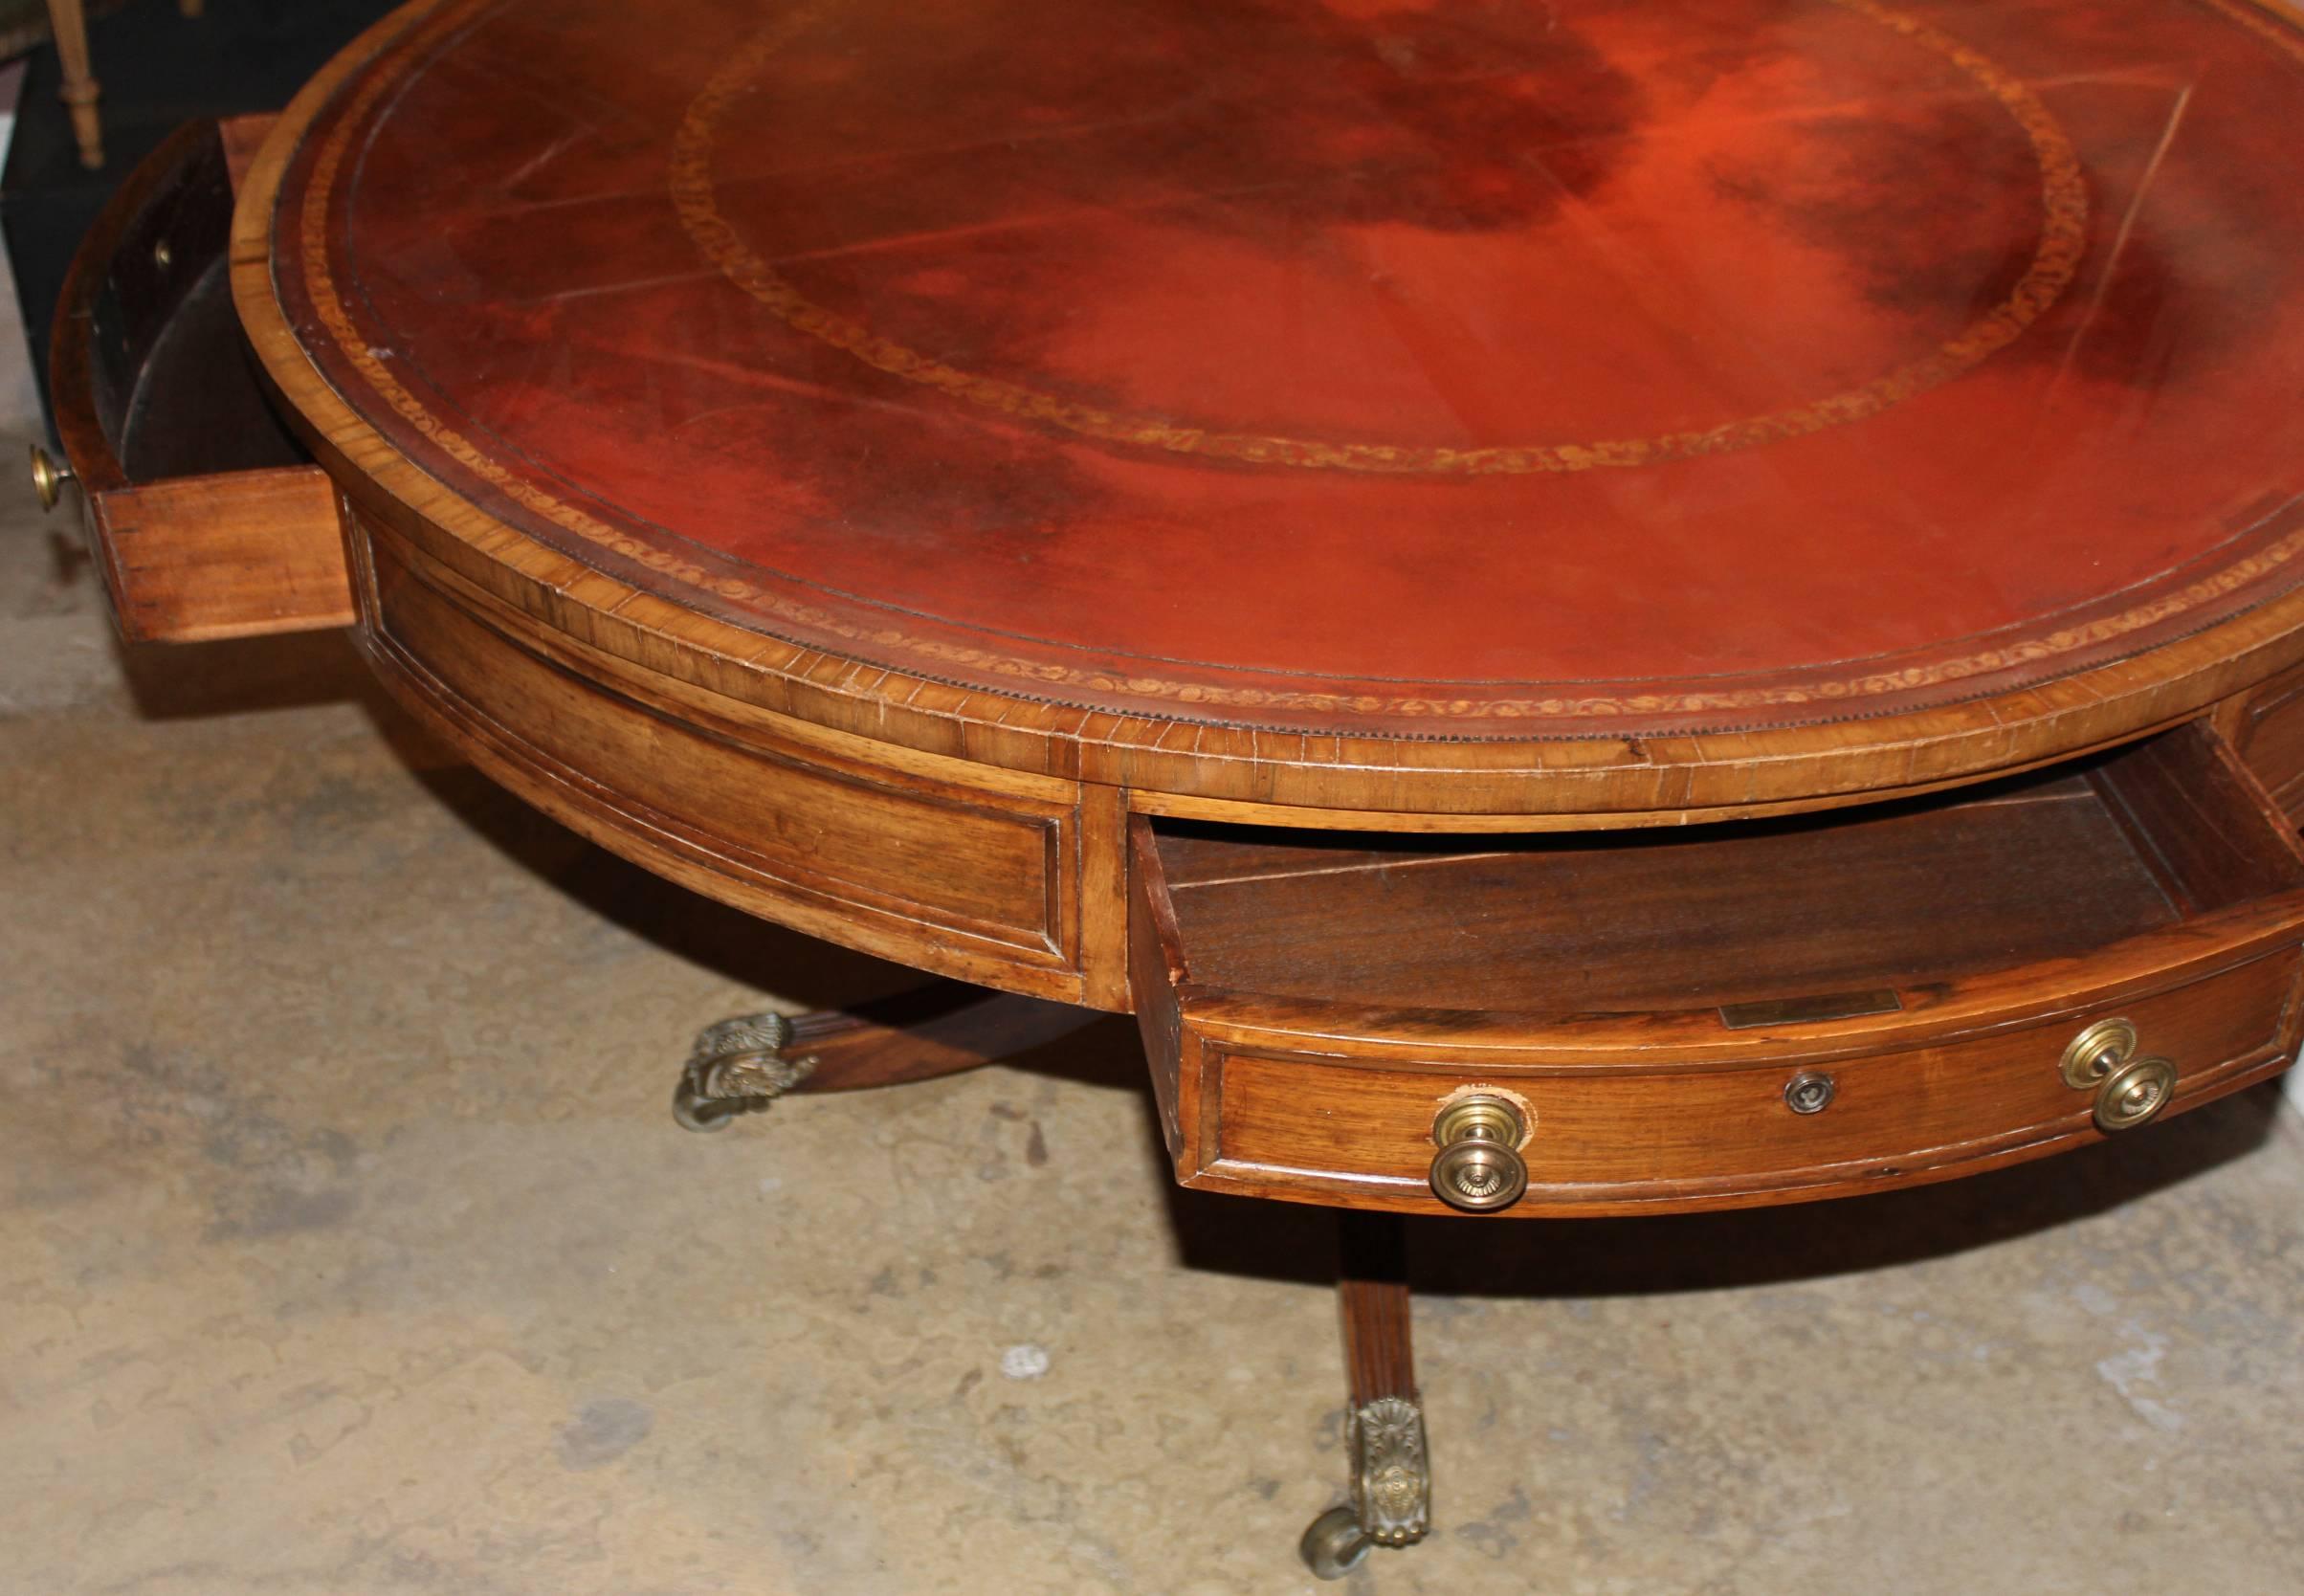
270, 0, 2304, 739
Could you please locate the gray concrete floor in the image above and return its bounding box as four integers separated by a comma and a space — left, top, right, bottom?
3, 282, 2302, 1596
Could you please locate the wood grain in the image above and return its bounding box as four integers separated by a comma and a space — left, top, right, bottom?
1127, 720, 2304, 1214
90, 466, 350, 642
1338, 1214, 1415, 1408
1152, 774, 2180, 1015
2090, 718, 2304, 912
1188, 949, 2301, 1216
358, 528, 1100, 1000
2218, 655, 2304, 824
1128, 816, 1191, 1153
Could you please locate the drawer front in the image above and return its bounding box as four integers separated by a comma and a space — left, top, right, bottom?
363, 530, 1092, 999
1176, 949, 2302, 1215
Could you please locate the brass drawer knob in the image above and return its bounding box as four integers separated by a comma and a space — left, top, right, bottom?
28, 444, 73, 511
2058, 1017, 2177, 1133
1429, 1096, 1527, 1213
2094, 1055, 2177, 1133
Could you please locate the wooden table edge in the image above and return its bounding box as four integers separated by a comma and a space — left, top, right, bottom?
227, 0, 2304, 825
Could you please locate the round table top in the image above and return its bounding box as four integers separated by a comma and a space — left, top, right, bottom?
250, 0, 2304, 784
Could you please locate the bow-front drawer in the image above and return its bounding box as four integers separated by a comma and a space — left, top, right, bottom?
40, 116, 350, 643
1129, 720, 2304, 1217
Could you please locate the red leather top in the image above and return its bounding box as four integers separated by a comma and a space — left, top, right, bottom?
271, 0, 2304, 740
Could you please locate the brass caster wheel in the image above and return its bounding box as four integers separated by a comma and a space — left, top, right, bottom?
671, 1070, 741, 1132
1300, 1504, 1373, 1581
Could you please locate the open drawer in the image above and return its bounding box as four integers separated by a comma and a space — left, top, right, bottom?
42, 116, 350, 642
1128, 720, 2304, 1218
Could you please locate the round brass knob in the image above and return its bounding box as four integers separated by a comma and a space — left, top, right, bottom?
28, 444, 73, 511
2093, 1054, 2177, 1133
1429, 1096, 1527, 1213
2059, 1017, 2138, 1090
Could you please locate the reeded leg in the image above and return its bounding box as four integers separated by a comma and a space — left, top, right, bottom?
1302, 1211, 1430, 1579
47, 0, 102, 169
673, 981, 1095, 1130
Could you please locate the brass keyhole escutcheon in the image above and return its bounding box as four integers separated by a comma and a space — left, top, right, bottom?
1783, 1072, 1835, 1115
2057, 1017, 2176, 1133
1429, 1095, 1527, 1214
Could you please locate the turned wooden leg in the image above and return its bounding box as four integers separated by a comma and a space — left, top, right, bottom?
47, 0, 102, 169
1301, 1211, 1430, 1579
672, 981, 1095, 1130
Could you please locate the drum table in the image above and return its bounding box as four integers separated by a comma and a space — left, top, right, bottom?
38, 0, 2304, 1575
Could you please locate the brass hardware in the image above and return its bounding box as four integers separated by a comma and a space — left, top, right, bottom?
2059, 1016, 2138, 1090
1299, 1506, 1370, 1581
1429, 1095, 1527, 1213
1299, 1394, 1432, 1579
1783, 1072, 1835, 1115
2056, 1017, 2175, 1133
153, 238, 173, 272
672, 1012, 818, 1130
28, 445, 73, 511
1349, 1395, 1430, 1547
1720, 987, 1901, 1029
2093, 1054, 2177, 1133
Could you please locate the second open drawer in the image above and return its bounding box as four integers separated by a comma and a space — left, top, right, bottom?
47, 116, 350, 643
1127, 720, 2304, 1216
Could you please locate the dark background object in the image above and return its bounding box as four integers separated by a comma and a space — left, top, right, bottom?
2, 0, 394, 439
0, 2, 132, 64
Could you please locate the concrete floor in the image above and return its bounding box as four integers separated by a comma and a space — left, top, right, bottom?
4, 309, 2303, 1596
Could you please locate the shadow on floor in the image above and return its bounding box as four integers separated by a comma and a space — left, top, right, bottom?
116, 626, 375, 718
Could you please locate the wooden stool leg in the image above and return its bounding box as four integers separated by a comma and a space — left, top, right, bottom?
47, 0, 102, 169
1301, 1211, 1430, 1579
672, 981, 1095, 1130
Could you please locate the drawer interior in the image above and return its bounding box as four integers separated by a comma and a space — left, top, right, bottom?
55, 118, 353, 646
80, 121, 306, 482
115, 255, 307, 481
1142, 720, 2304, 1022
2223, 656, 2304, 828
